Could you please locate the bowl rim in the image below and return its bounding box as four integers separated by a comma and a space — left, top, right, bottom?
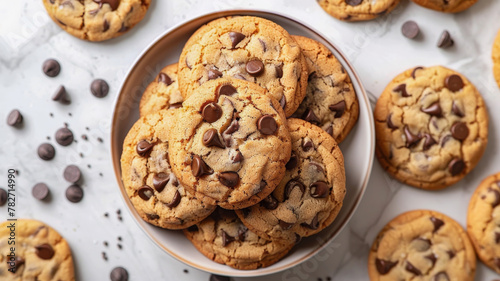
110, 8, 375, 277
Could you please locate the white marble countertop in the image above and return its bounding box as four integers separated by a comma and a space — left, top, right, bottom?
1, 0, 500, 280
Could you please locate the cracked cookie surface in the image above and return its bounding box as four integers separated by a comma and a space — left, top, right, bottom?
411, 0, 478, 13
168, 78, 292, 210
317, 0, 401, 21
368, 210, 476, 281
0, 219, 75, 281
235, 118, 345, 243
178, 16, 308, 117
291, 36, 359, 143
139, 63, 183, 117
42, 0, 150, 41
183, 208, 294, 270
467, 172, 500, 274
121, 109, 216, 229
493, 30, 500, 89
374, 65, 488, 190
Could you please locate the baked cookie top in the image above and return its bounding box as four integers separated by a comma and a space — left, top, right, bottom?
291, 35, 359, 143
183, 208, 294, 270
411, 0, 478, 13
493, 30, 500, 89
317, 0, 402, 21
178, 16, 308, 117
0, 219, 75, 281
168, 78, 292, 210
139, 63, 183, 117
374, 66, 488, 190
121, 109, 216, 229
236, 118, 345, 242
368, 210, 476, 281
467, 172, 500, 274
42, 0, 151, 41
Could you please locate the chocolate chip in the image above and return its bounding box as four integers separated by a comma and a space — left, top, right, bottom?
238, 226, 247, 241
447, 250, 455, 259
448, 158, 465, 176
452, 101, 465, 117
52, 85, 71, 104
96, 0, 120, 10
303, 108, 321, 124
393, 84, 410, 97
411, 66, 424, 79
425, 253, 437, 266
35, 244, 54, 260
246, 60, 265, 77
32, 183, 50, 200
232, 151, 244, 163
110, 267, 129, 281
279, 220, 294, 230
329, 101, 346, 118
286, 154, 298, 170
421, 102, 442, 117
202, 102, 222, 123
441, 135, 452, 147
310, 181, 329, 198
437, 30, 454, 48
345, 0, 362, 6
302, 140, 314, 152
38, 143, 56, 160
450, 122, 469, 141
138, 185, 154, 201
55, 127, 74, 146
402, 21, 420, 39
488, 187, 500, 207
218, 84, 237, 96
257, 115, 277, 135
375, 259, 397, 275
434, 272, 450, 281
445, 75, 463, 92
229, 32, 245, 49
387, 113, 397, 129
90, 79, 109, 98
275, 64, 283, 78
42, 59, 60, 77
165, 190, 181, 208
203, 128, 225, 148
158, 73, 173, 85
191, 155, 213, 177
261, 194, 278, 210
224, 119, 239, 137
118, 23, 129, 33
153, 173, 170, 192
146, 213, 159, 220
208, 68, 223, 80
405, 261, 422, 276
430, 217, 444, 233
219, 172, 239, 188
136, 140, 154, 156
259, 180, 266, 192
285, 180, 305, 200
258, 38, 267, 51
7, 109, 23, 126
210, 274, 230, 281
221, 230, 235, 247
404, 126, 422, 148
103, 20, 110, 32
0, 188, 6, 206
301, 214, 319, 229
169, 102, 183, 109
8, 257, 24, 273
65, 184, 84, 203
495, 232, 500, 244
279, 95, 286, 109
64, 165, 81, 183
423, 134, 437, 151
325, 125, 333, 136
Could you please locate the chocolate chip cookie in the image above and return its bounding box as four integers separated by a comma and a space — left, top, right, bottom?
0, 219, 75, 280
178, 16, 308, 117
317, 0, 402, 21
121, 109, 216, 229
411, 0, 478, 13
183, 208, 294, 270
168, 78, 292, 210
139, 63, 183, 117
467, 172, 500, 274
291, 36, 359, 143
493, 30, 500, 89
235, 118, 345, 242
42, 0, 151, 41
368, 210, 476, 281
374, 66, 488, 190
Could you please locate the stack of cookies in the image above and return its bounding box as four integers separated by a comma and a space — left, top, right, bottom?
120, 16, 359, 269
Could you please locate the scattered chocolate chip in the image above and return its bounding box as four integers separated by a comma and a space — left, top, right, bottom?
447, 250, 456, 259
434, 272, 450, 281
258, 38, 267, 51
325, 125, 333, 136
64, 165, 81, 183
387, 113, 397, 129
279, 95, 286, 109
302, 140, 314, 152
0, 188, 6, 206
393, 84, 410, 97
166, 190, 181, 208
279, 220, 294, 230
246, 60, 265, 77
221, 230, 235, 247
208, 68, 223, 80
430, 217, 444, 232
55, 127, 74, 146
450, 122, 469, 141
218, 84, 237, 96
237, 227, 247, 241
488, 187, 500, 207
158, 73, 173, 85
286, 154, 298, 170
136, 140, 154, 156
232, 151, 244, 163
65, 184, 84, 203
261, 194, 278, 210
445, 75, 464, 92
103, 20, 110, 32
32, 183, 50, 200
285, 180, 305, 200
224, 119, 239, 137
329, 101, 346, 118
405, 261, 422, 275
35, 244, 54, 259
259, 181, 266, 192
210, 274, 230, 281
495, 232, 500, 244
102, 251, 108, 261
257, 115, 277, 135
191, 155, 213, 177
8, 257, 24, 273
90, 79, 109, 98
422, 134, 437, 151
38, 143, 56, 161
303, 108, 321, 124
104, 241, 109, 246
421, 102, 442, 117
437, 30, 454, 48
97, 137, 103, 143
183, 269, 188, 274
7, 109, 23, 126
146, 213, 159, 220
104, 212, 109, 217
203, 128, 225, 148
425, 253, 437, 266
411, 67, 424, 79
110, 266, 129, 281
451, 101, 465, 117
42, 59, 61, 77
310, 181, 329, 198
275, 64, 283, 78
138, 185, 154, 201
82, 134, 88, 141
52, 85, 71, 104
402, 20, 420, 39
153, 173, 170, 192
118, 24, 129, 33
202, 102, 223, 123
229, 32, 245, 49
301, 214, 319, 229
448, 158, 465, 176
404, 126, 422, 148
345, 0, 362, 6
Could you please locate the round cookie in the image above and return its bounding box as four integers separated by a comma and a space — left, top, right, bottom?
139, 63, 183, 117
168, 78, 292, 210
42, 0, 151, 42
0, 219, 75, 280
317, 0, 402, 21
493, 30, 500, 89
368, 210, 476, 281
178, 16, 308, 117
467, 172, 500, 274
121, 109, 216, 229
374, 66, 488, 190
411, 0, 478, 13
235, 118, 345, 242
291, 36, 359, 143
183, 208, 294, 270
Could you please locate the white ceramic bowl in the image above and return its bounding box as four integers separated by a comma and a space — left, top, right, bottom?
110, 9, 374, 277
